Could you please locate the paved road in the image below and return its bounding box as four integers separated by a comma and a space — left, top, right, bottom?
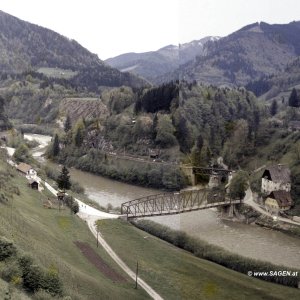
243, 188, 300, 226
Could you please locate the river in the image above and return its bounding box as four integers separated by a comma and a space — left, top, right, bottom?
25, 133, 300, 269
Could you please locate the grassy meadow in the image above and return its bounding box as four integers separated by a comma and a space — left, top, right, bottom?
97, 219, 300, 300
0, 159, 148, 299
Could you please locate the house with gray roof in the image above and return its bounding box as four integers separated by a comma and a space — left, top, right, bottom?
261, 164, 291, 194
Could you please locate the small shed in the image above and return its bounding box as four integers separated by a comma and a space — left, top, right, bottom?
28, 179, 39, 190
57, 191, 65, 202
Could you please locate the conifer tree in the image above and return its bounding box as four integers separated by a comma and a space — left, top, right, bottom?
56, 166, 71, 191
288, 88, 299, 107
52, 134, 60, 157
64, 114, 71, 132
270, 99, 278, 116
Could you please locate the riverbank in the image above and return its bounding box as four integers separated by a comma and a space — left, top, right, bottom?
97, 219, 300, 299
238, 204, 300, 237
133, 219, 300, 289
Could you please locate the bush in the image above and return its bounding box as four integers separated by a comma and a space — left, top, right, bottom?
0, 237, 16, 261
41, 272, 63, 297
71, 201, 79, 214
22, 264, 43, 293
1, 260, 22, 285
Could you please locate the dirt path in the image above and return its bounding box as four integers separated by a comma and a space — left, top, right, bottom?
44, 182, 163, 300
84, 215, 164, 300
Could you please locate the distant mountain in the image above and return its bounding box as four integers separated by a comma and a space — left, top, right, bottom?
178, 21, 300, 86
105, 37, 219, 82
0, 10, 146, 89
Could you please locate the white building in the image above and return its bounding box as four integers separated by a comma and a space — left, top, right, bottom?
261, 164, 291, 194
16, 162, 37, 179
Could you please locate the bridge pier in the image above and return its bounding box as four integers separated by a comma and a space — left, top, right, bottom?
220, 204, 240, 218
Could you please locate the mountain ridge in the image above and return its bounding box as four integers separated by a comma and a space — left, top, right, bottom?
105, 36, 219, 82
177, 21, 300, 86
0, 10, 147, 89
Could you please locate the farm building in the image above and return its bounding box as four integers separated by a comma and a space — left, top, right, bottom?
28, 179, 39, 190
16, 163, 37, 178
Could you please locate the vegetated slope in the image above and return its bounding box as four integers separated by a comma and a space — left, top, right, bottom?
59, 98, 109, 123
47, 81, 264, 190
0, 10, 147, 89
246, 57, 300, 100
0, 151, 148, 299
105, 37, 218, 82
177, 21, 300, 86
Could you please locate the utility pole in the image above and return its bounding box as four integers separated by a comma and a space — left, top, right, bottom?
97, 230, 99, 248
135, 261, 139, 289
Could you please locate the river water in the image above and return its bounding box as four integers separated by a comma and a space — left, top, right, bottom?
25, 134, 300, 269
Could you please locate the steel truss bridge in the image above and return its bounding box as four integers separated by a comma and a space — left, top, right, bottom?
121, 189, 242, 219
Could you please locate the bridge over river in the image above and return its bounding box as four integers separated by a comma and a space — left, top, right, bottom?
121, 188, 242, 219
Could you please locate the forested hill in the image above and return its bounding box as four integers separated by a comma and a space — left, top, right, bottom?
246, 57, 300, 98
0, 10, 147, 89
168, 21, 300, 87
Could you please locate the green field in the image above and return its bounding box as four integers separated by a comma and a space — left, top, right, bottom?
97, 219, 300, 300
0, 160, 148, 299
37, 67, 77, 79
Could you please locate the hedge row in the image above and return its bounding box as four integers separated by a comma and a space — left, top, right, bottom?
133, 220, 300, 288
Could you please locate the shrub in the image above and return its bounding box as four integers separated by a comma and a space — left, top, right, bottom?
41, 272, 63, 296
0, 237, 16, 261
71, 201, 79, 214
1, 260, 22, 285
22, 264, 43, 293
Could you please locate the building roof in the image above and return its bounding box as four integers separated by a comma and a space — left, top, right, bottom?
268, 190, 293, 207
28, 179, 38, 185
16, 163, 33, 174
262, 164, 291, 183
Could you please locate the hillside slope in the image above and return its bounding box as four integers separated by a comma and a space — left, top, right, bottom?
0, 152, 149, 299
0, 10, 146, 89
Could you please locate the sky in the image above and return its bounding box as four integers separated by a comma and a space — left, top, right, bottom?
0, 0, 300, 60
